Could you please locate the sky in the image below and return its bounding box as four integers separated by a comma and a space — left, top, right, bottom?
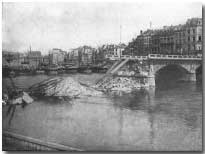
2, 2, 202, 54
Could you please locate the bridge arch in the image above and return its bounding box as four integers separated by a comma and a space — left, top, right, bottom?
148, 63, 202, 86
154, 64, 190, 82
151, 63, 191, 76
147, 62, 201, 86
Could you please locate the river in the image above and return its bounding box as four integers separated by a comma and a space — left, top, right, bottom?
2, 73, 202, 151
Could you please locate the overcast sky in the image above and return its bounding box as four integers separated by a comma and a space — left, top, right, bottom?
2, 2, 202, 54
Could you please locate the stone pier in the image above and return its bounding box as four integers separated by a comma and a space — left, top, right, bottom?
182, 73, 197, 82
147, 75, 155, 87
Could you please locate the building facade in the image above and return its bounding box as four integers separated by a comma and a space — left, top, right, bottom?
101, 43, 126, 58
3, 51, 25, 68
26, 51, 42, 69
69, 48, 81, 66
49, 48, 67, 65
184, 18, 202, 55
80, 46, 95, 66
126, 18, 202, 56
42, 55, 50, 66
69, 46, 95, 66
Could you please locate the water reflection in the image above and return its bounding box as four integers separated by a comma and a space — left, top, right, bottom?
6, 103, 28, 126
109, 88, 156, 111
6, 104, 16, 125
2, 74, 202, 151
107, 80, 202, 146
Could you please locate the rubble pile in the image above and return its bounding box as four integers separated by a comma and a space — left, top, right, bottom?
96, 76, 148, 92
2, 91, 34, 106
29, 77, 102, 98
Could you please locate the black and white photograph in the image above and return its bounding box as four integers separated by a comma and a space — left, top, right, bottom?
2, 1, 203, 151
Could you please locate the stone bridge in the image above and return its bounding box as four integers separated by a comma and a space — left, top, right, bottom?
105, 54, 202, 86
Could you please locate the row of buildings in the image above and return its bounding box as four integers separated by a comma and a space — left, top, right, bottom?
68, 44, 126, 66
2, 44, 126, 69
2, 48, 70, 69
3, 17, 202, 69
3, 50, 45, 69
126, 18, 202, 55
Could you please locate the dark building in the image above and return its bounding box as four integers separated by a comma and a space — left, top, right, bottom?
25, 51, 42, 69
2, 50, 25, 68
130, 30, 153, 55
184, 18, 202, 55
126, 17, 202, 56
173, 24, 186, 54
69, 46, 96, 66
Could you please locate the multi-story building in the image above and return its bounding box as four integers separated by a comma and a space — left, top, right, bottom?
114, 43, 126, 57
69, 48, 81, 66
49, 48, 67, 65
126, 17, 202, 56
150, 30, 160, 54
173, 24, 186, 54
184, 18, 202, 55
159, 26, 175, 54
101, 43, 126, 58
80, 46, 94, 66
26, 51, 42, 69
2, 50, 25, 68
126, 30, 154, 55
93, 47, 107, 64
69, 46, 95, 66
42, 55, 50, 66
100, 44, 115, 57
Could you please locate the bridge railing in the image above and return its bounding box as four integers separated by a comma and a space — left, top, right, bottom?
105, 54, 202, 60
148, 54, 202, 60
105, 55, 148, 60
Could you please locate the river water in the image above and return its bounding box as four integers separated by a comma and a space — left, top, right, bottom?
2, 74, 202, 151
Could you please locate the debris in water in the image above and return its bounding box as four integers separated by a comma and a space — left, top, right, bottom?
95, 76, 149, 92
22, 92, 33, 104
29, 77, 103, 98
3, 91, 34, 106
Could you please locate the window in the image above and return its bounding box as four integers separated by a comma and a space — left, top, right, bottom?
188, 37, 190, 41
198, 36, 201, 41
193, 37, 195, 42
188, 29, 190, 34
193, 29, 195, 33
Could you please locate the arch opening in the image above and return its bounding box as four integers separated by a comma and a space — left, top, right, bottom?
155, 64, 190, 88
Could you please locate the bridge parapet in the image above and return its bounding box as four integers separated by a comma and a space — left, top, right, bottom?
148, 54, 202, 60
106, 54, 202, 61
106, 55, 147, 60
